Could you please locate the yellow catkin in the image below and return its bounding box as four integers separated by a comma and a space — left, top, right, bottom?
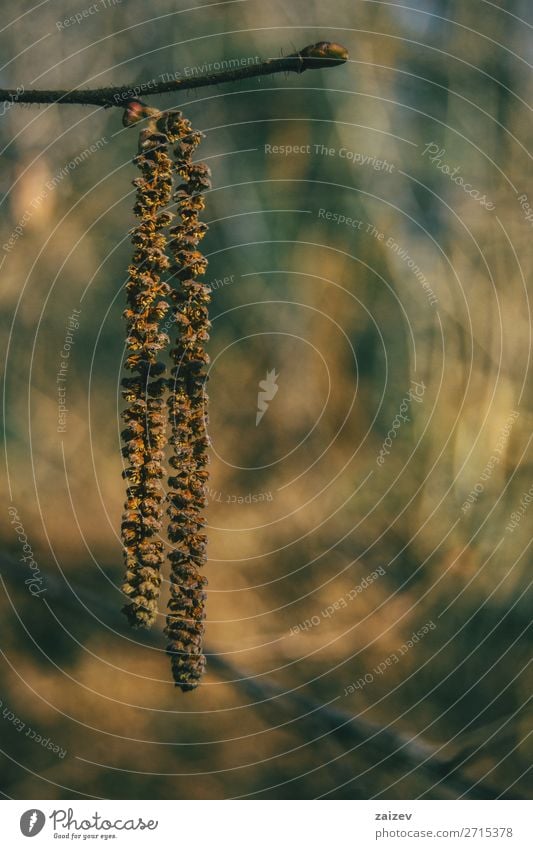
120, 118, 174, 628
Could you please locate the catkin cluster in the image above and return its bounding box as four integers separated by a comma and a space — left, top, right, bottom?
164, 113, 212, 691
119, 104, 211, 691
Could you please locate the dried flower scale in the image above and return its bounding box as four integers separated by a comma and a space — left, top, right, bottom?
119, 103, 211, 691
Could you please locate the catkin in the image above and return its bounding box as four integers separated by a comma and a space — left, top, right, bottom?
164, 112, 212, 691
119, 104, 212, 691
120, 120, 174, 629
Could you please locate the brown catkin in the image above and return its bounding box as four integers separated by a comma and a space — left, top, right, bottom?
163, 112, 212, 691
120, 121, 174, 629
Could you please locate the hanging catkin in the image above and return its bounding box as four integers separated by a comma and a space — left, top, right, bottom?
120, 112, 174, 629
119, 103, 211, 691
163, 112, 212, 691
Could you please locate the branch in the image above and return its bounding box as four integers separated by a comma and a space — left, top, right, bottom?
207, 653, 502, 800
0, 42, 348, 108
1, 553, 511, 799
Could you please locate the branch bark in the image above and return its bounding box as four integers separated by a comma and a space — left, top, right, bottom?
0, 42, 348, 108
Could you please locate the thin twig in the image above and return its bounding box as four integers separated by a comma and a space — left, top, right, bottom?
0, 42, 348, 108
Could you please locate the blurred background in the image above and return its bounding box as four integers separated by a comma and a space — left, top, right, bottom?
0, 0, 531, 799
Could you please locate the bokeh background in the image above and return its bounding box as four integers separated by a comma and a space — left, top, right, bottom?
1, 0, 532, 799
